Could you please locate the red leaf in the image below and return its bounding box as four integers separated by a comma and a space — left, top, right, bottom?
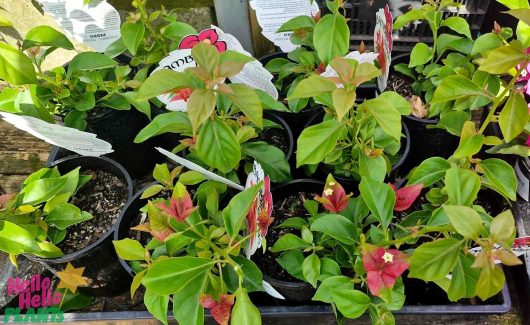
390, 183, 423, 212
199, 294, 234, 325
157, 192, 197, 222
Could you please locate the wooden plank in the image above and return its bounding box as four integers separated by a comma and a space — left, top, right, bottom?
0, 174, 27, 193
248, 4, 276, 58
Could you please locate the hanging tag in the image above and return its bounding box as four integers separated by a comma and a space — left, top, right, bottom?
468, 236, 530, 264
374, 5, 393, 92
37, 0, 121, 52
249, 0, 320, 53
0, 112, 112, 157
151, 25, 277, 111
262, 280, 285, 300
155, 147, 244, 191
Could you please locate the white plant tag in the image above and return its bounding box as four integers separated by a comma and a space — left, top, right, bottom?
374, 5, 393, 92
151, 26, 277, 111
0, 112, 112, 156
468, 236, 530, 264
38, 0, 121, 52
320, 51, 379, 88
516, 160, 529, 201
155, 147, 244, 191
262, 280, 285, 300
249, 0, 320, 53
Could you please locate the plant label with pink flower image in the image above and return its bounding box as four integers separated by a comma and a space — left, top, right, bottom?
249, 0, 320, 52
374, 5, 393, 92
0, 112, 112, 156
38, 0, 121, 53
151, 26, 277, 111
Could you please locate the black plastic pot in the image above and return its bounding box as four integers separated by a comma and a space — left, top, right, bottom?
389, 53, 459, 174
262, 111, 295, 162
253, 179, 325, 303
25, 155, 134, 296
304, 112, 411, 191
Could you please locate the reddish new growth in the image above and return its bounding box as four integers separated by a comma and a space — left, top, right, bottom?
389, 183, 423, 212
199, 294, 235, 325
315, 174, 352, 213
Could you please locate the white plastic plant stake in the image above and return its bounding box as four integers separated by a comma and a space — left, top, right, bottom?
374, 5, 393, 92
0, 112, 112, 157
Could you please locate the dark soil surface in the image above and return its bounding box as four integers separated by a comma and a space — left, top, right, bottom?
386, 73, 414, 100
57, 169, 128, 255
258, 128, 290, 155
253, 191, 317, 282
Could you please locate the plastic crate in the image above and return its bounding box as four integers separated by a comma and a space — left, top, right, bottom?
319, 0, 491, 52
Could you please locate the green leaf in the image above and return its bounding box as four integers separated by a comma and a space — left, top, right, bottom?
310, 214, 357, 245
153, 163, 172, 186
497, 0, 529, 9
130, 270, 146, 298
163, 22, 197, 41
277, 15, 316, 32
490, 210, 516, 249
443, 205, 483, 239
480, 159, 517, 201
45, 204, 92, 230
296, 120, 345, 167
231, 288, 261, 325
0, 221, 53, 256
224, 84, 263, 128
136, 70, 191, 101
276, 250, 305, 281
444, 253, 480, 301
506, 8, 530, 26
442, 17, 472, 39
409, 238, 462, 281
135, 111, 192, 143
359, 154, 387, 182
499, 92, 529, 142
359, 178, 395, 230
332, 288, 370, 319
375, 91, 412, 115
144, 289, 169, 325
112, 238, 145, 261
394, 8, 424, 29
121, 21, 145, 55
187, 89, 216, 132
172, 272, 206, 325
222, 182, 262, 238
471, 33, 503, 55
476, 266, 505, 301
179, 171, 206, 186
407, 157, 450, 187
19, 177, 67, 205
142, 257, 213, 295
67, 52, 117, 76
196, 118, 241, 173
409, 43, 433, 68
223, 255, 263, 292
432, 75, 490, 104
313, 14, 349, 65
270, 234, 311, 252
218, 50, 254, 77
453, 122, 484, 158
242, 142, 291, 183
445, 168, 481, 206
22, 26, 74, 50
0, 13, 12, 27
312, 275, 353, 303
288, 75, 336, 99
332, 88, 356, 121
479, 43, 526, 74
302, 253, 321, 288
141, 184, 165, 199
361, 97, 402, 140
192, 43, 219, 77
0, 43, 37, 84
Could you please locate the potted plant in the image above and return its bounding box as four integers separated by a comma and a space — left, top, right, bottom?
268, 170, 518, 324
390, 0, 502, 170
0, 155, 133, 295
290, 56, 411, 186
0, 26, 166, 176
134, 43, 293, 183
113, 166, 268, 325
262, 0, 378, 136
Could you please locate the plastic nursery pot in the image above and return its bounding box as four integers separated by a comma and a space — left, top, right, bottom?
388, 53, 459, 173
254, 179, 325, 303
304, 112, 411, 192
25, 155, 134, 296
263, 111, 295, 163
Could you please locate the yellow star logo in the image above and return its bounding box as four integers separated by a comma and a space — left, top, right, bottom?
56, 263, 89, 294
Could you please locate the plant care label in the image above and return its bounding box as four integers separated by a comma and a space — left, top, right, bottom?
249, 0, 320, 53
155, 147, 245, 191
0, 112, 112, 156
468, 236, 530, 264
152, 25, 277, 111
37, 0, 120, 52
516, 159, 530, 201
374, 5, 393, 92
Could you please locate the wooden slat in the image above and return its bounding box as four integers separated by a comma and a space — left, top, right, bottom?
0, 174, 27, 193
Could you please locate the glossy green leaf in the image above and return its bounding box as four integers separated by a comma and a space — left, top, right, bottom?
313, 14, 349, 65
144, 289, 169, 325
67, 52, 117, 76
187, 89, 216, 132
135, 111, 192, 143
480, 159, 517, 201
490, 210, 516, 249
196, 118, 241, 173
112, 238, 145, 261
242, 142, 291, 183
361, 97, 402, 140
407, 157, 450, 187
479, 42, 526, 74
225, 84, 262, 128
312, 275, 353, 303
442, 17, 471, 39
45, 204, 92, 230
476, 266, 505, 301
19, 177, 67, 205
310, 214, 357, 244
445, 168, 481, 206
288, 75, 336, 99
0, 43, 37, 84
231, 288, 261, 325
432, 75, 490, 104
409, 238, 462, 281
499, 92, 528, 142
359, 178, 395, 230
443, 205, 483, 239
296, 120, 345, 167
270, 234, 311, 252
222, 182, 262, 238
172, 271, 206, 325
302, 253, 321, 288
22, 26, 74, 50
409, 43, 433, 67
121, 21, 145, 55
136, 70, 191, 101
332, 288, 370, 319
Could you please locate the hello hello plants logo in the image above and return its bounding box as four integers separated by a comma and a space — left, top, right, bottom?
3, 263, 88, 323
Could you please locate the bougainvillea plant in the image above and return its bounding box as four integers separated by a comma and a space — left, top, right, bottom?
0, 25, 150, 129
134, 43, 292, 183
113, 167, 269, 325
271, 174, 520, 324
291, 56, 411, 181
0, 167, 93, 263
392, 0, 502, 136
